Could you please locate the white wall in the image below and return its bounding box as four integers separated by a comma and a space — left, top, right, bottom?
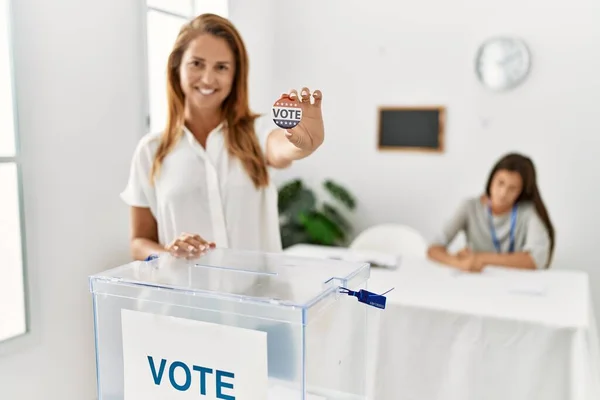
0, 0, 145, 398
228, 0, 277, 117
267, 2, 600, 275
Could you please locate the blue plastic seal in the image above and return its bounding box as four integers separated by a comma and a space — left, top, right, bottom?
144, 254, 159, 262
339, 287, 394, 310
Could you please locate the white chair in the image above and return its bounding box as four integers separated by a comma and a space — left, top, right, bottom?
349, 223, 428, 258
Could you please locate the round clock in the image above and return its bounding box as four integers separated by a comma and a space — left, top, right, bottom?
475, 37, 531, 91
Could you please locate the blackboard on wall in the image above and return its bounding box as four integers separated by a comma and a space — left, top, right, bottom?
377, 106, 446, 152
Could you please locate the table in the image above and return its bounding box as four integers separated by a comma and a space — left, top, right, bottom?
284, 244, 600, 400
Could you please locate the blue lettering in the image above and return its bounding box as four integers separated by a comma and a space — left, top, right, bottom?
193, 365, 213, 395
216, 370, 235, 400
147, 356, 235, 396
169, 361, 191, 391
147, 356, 167, 385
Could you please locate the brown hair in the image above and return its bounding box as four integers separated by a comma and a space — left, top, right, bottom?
485, 153, 555, 267
149, 13, 269, 188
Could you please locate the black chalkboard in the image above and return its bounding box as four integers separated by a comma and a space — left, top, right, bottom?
377, 106, 445, 152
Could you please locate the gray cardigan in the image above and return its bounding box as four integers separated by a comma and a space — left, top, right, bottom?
431, 197, 552, 268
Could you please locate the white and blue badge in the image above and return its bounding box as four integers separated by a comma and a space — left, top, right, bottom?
272, 95, 302, 129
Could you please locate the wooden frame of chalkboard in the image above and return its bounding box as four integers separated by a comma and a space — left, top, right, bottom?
377, 106, 446, 153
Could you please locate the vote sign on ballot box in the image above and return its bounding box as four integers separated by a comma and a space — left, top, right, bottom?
121, 310, 267, 399
89, 248, 389, 399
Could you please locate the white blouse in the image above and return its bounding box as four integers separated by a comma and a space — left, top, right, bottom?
120, 115, 282, 253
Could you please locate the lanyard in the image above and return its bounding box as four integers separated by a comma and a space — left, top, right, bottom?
487, 203, 517, 253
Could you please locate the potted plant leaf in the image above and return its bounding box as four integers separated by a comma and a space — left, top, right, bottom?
277, 178, 356, 249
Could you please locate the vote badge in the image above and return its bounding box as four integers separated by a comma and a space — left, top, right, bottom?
272, 95, 302, 129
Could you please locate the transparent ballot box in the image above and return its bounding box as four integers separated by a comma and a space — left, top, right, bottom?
89, 248, 372, 400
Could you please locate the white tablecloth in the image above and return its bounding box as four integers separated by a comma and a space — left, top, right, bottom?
284, 244, 600, 400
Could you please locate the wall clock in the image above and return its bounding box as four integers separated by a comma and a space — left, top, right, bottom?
475, 36, 531, 91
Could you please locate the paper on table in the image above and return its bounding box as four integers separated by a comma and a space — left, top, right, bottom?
507, 280, 547, 296
451, 268, 547, 295
450, 269, 467, 277
327, 250, 399, 269
268, 385, 327, 400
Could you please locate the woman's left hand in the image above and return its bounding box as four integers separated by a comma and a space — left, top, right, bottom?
283, 87, 324, 152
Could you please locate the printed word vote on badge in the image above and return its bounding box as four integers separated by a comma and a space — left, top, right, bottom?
272, 95, 302, 129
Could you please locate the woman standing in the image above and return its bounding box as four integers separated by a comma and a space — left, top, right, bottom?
121, 14, 325, 260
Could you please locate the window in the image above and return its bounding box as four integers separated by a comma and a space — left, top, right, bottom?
144, 0, 228, 133
0, 0, 27, 343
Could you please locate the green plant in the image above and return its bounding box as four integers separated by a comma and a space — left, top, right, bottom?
278, 178, 357, 249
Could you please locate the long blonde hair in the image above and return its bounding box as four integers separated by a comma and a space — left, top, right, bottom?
149, 13, 269, 188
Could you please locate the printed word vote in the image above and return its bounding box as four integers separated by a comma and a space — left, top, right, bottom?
272, 107, 301, 121
148, 356, 235, 399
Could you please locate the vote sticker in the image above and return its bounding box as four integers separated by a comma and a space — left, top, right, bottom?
272, 96, 302, 129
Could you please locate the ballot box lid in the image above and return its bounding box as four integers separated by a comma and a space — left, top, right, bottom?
89, 248, 370, 312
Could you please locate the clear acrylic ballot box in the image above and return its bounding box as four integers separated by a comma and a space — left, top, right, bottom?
89, 248, 371, 400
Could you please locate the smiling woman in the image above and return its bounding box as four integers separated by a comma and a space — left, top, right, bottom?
121, 12, 326, 261
0, 0, 28, 344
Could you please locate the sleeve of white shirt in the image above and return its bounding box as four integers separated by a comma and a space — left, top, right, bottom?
120, 134, 156, 208
254, 113, 277, 158
523, 211, 552, 269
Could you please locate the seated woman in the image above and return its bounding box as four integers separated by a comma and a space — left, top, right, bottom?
427, 153, 555, 272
